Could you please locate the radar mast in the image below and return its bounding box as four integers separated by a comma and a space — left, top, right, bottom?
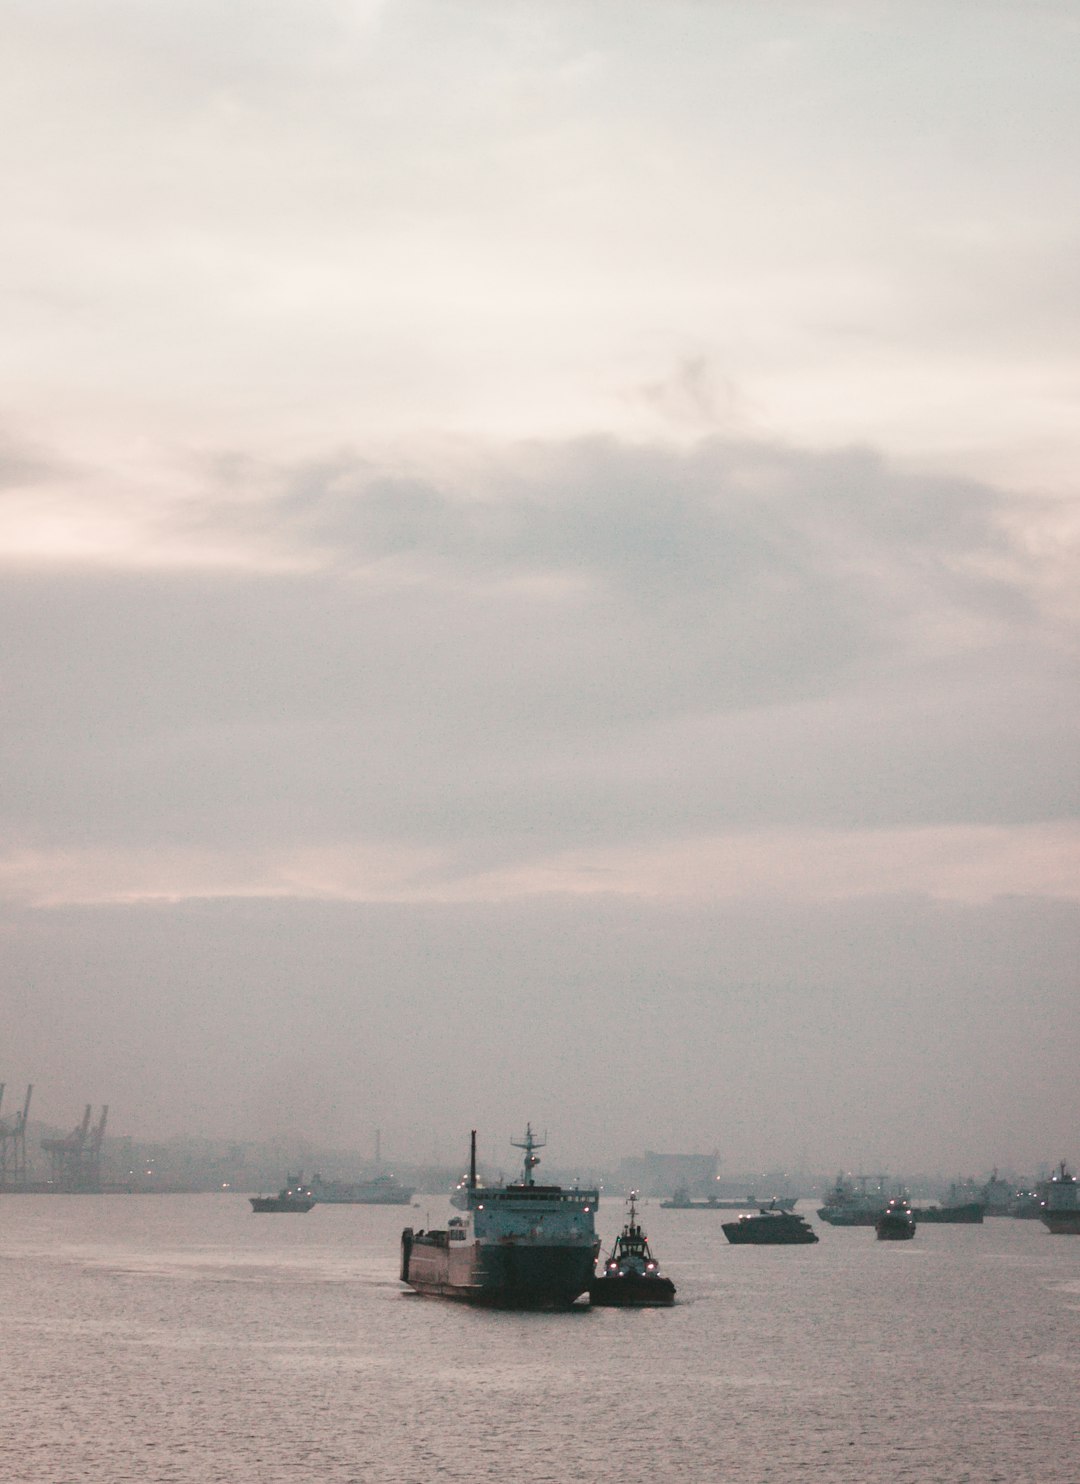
511, 1123, 546, 1185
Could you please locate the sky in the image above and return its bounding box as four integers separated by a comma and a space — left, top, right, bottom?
2, 0, 1077, 1177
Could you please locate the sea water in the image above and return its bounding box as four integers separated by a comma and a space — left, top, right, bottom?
2, 1194, 1077, 1483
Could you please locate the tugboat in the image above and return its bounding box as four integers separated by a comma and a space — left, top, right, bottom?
1039, 1162, 1080, 1234
250, 1174, 315, 1213
589, 1192, 676, 1305
722, 1203, 819, 1245
876, 1194, 916, 1240
401, 1127, 599, 1308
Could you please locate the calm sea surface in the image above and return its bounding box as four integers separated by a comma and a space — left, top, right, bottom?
2, 1194, 1078, 1483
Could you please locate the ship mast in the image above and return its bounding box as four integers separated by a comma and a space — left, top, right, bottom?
511, 1123, 546, 1186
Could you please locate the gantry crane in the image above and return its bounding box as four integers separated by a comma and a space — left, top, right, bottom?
41, 1103, 109, 1191
0, 1083, 33, 1189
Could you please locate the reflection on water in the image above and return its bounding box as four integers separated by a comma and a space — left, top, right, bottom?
2, 1194, 1078, 1482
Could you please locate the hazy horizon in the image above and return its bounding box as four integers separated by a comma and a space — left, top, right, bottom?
3, 3, 1077, 1177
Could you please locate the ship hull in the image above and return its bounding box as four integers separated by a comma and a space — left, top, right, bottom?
818, 1208, 880, 1226
250, 1197, 314, 1212
662, 1197, 796, 1211
1040, 1211, 1080, 1234
589, 1276, 675, 1306
876, 1218, 915, 1240
402, 1231, 595, 1308
723, 1216, 818, 1245
312, 1190, 415, 1205
913, 1202, 984, 1224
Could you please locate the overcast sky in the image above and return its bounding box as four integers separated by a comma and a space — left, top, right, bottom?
2, 1, 1077, 1176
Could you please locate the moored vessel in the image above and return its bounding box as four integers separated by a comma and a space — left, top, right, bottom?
310, 1172, 415, 1205
817, 1174, 887, 1226
1009, 1187, 1044, 1218
876, 1195, 916, 1241
722, 1204, 818, 1245
400, 1127, 599, 1308
250, 1174, 315, 1213
913, 1184, 985, 1224
1039, 1162, 1080, 1234
589, 1192, 676, 1305
981, 1169, 1015, 1215
661, 1188, 797, 1211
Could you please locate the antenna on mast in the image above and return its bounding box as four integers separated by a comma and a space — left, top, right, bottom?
510, 1123, 547, 1185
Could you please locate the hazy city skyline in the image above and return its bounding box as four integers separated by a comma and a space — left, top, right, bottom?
3, 2, 1077, 1173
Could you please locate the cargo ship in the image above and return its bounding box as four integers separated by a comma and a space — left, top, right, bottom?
912, 1200, 984, 1224
1039, 1162, 1080, 1234
310, 1172, 415, 1205
661, 1189, 797, 1211
817, 1174, 887, 1226
400, 1126, 599, 1308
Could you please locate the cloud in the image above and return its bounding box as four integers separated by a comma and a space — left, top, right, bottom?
0, 431, 1074, 904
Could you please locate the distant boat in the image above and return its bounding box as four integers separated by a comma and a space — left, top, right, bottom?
980, 1169, 1015, 1216
722, 1205, 819, 1245
589, 1192, 676, 1305
661, 1187, 796, 1211
818, 1174, 887, 1226
876, 1195, 916, 1241
1039, 1162, 1080, 1234
1009, 1188, 1045, 1219
250, 1174, 315, 1213
310, 1172, 415, 1205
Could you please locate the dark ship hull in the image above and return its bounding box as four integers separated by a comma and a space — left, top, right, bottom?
589, 1274, 676, 1305
913, 1202, 984, 1224
817, 1207, 880, 1226
662, 1195, 796, 1211
876, 1215, 915, 1240
310, 1176, 415, 1205
1040, 1210, 1080, 1234
401, 1228, 595, 1308
250, 1195, 314, 1212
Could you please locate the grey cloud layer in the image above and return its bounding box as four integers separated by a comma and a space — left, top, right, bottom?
3, 434, 1073, 859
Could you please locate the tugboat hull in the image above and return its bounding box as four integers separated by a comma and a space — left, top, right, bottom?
876, 1216, 915, 1240
589, 1275, 675, 1306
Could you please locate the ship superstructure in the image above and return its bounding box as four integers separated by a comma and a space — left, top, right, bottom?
401, 1126, 599, 1308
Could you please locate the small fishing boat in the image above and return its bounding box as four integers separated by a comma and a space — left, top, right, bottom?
876, 1195, 916, 1240
589, 1193, 676, 1306
250, 1174, 315, 1213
